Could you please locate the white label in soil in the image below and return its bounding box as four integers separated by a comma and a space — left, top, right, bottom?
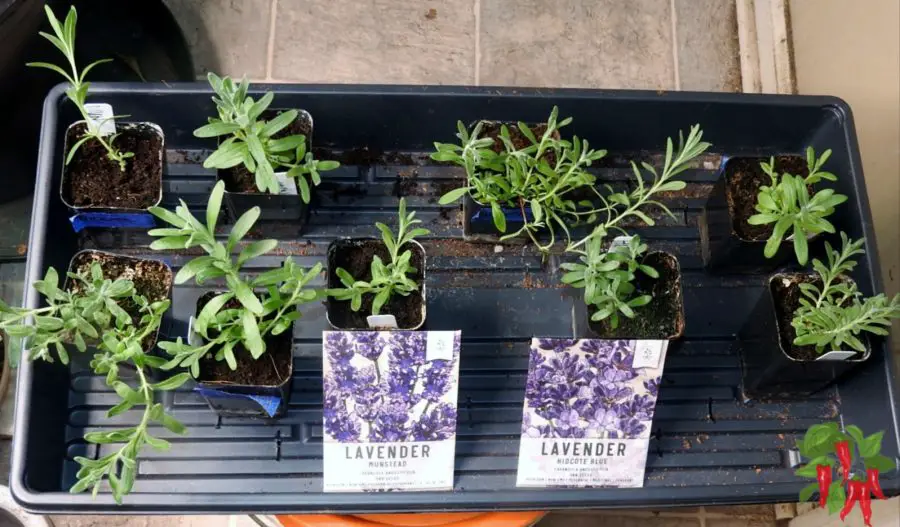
274, 172, 298, 195
186, 316, 202, 347
426, 331, 456, 362
84, 103, 116, 137
632, 340, 667, 370
610, 235, 633, 251
816, 350, 857, 361
366, 314, 398, 329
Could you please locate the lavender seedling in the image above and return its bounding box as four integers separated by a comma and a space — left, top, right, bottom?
433, 106, 607, 252
563, 125, 710, 323
747, 148, 847, 265
328, 198, 429, 316
791, 233, 900, 353
28, 6, 133, 170
195, 73, 339, 199
149, 181, 322, 375
0, 264, 187, 502
561, 234, 656, 329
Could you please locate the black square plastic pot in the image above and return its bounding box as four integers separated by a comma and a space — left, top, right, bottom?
699, 155, 814, 273
217, 109, 314, 223
325, 238, 427, 330
64, 249, 173, 351
738, 272, 870, 399
573, 252, 685, 341
61, 121, 164, 232
191, 293, 293, 419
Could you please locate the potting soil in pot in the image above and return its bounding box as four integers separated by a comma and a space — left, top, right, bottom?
588, 252, 683, 340
724, 156, 808, 241
63, 124, 162, 209
516, 338, 667, 488
327, 240, 425, 329
193, 294, 293, 387
322, 330, 461, 492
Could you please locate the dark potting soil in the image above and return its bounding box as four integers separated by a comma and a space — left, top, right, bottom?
63, 123, 162, 209
770, 273, 864, 361
219, 109, 313, 193
327, 239, 425, 329
482, 122, 549, 153
194, 293, 293, 387
589, 252, 684, 340
725, 155, 808, 240
69, 251, 173, 349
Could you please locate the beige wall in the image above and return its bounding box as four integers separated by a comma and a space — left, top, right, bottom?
790, 0, 900, 356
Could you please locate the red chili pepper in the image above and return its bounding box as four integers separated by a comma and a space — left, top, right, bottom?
867, 468, 886, 499
841, 480, 864, 522
860, 482, 873, 527
836, 441, 852, 482
816, 465, 832, 507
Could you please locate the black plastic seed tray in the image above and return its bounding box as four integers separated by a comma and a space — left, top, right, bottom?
11, 84, 900, 513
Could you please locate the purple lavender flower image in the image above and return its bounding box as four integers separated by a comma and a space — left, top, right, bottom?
643, 378, 660, 397
618, 417, 647, 438
586, 407, 620, 435
323, 331, 461, 445
537, 338, 578, 353
370, 397, 411, 442
411, 403, 457, 441
353, 331, 382, 361
521, 338, 665, 441
422, 360, 453, 403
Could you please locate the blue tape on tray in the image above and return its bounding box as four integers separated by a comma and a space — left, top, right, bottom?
193, 386, 281, 418
471, 205, 534, 223
69, 212, 157, 232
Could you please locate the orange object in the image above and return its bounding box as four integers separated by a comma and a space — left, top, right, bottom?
277, 511, 546, 527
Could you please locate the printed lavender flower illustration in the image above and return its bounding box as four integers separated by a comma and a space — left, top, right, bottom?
412, 403, 458, 441
521, 338, 664, 440
643, 378, 660, 397
537, 338, 578, 353
323, 331, 461, 444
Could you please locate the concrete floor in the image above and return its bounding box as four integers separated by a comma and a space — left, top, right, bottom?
10, 1, 776, 526
163, 0, 742, 91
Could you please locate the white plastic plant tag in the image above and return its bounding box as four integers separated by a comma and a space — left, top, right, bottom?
426, 331, 455, 361
610, 235, 633, 251
274, 172, 298, 195
632, 340, 668, 369
186, 316, 202, 346
816, 350, 857, 361
366, 314, 398, 329
84, 103, 116, 136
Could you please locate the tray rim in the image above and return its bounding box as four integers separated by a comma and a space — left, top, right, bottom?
11, 82, 900, 513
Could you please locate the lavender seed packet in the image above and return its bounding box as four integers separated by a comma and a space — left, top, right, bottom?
516, 338, 667, 488
323, 331, 461, 492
